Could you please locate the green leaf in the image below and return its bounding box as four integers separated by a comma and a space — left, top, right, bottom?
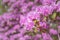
51, 12, 56, 20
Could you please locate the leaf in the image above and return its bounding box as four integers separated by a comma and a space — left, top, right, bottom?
51, 12, 56, 20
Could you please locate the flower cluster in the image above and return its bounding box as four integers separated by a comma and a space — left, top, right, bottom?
0, 0, 60, 40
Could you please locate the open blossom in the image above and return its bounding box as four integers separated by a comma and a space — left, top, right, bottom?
20, 15, 27, 25
56, 1, 60, 12
25, 21, 34, 30
13, 25, 20, 30
27, 11, 40, 20
2, 13, 15, 20
40, 0, 56, 5
42, 33, 53, 40
49, 29, 58, 35
39, 22, 49, 29
20, 15, 35, 30
40, 5, 54, 16
33, 34, 41, 40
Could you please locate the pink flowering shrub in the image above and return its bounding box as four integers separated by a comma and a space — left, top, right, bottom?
0, 0, 60, 40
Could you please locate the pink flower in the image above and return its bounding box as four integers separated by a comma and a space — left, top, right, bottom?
40, 0, 56, 5
41, 5, 53, 16
27, 11, 40, 20
13, 25, 20, 30
42, 33, 53, 40
25, 21, 34, 30
20, 15, 27, 25
49, 29, 58, 35
56, 1, 60, 12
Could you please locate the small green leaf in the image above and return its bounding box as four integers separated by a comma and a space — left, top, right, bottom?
51, 12, 56, 20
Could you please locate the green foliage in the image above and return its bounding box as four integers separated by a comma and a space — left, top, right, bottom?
0, 0, 7, 15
